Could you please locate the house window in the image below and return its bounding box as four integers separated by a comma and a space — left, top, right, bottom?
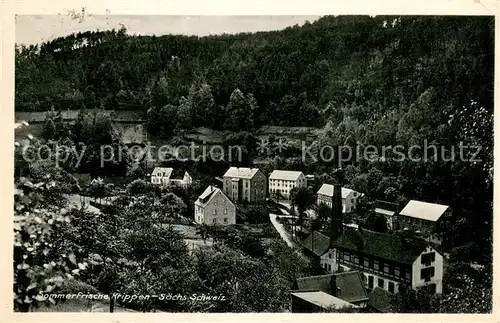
374, 261, 379, 270
329, 253, 332, 259
420, 267, 435, 282
212, 218, 217, 224
364, 259, 369, 267
422, 283, 436, 294
353, 255, 359, 264
343, 252, 350, 261
384, 264, 389, 274
224, 218, 228, 224
213, 209, 217, 215
214, 200, 218, 206
327, 264, 331, 272
222, 199, 226, 204
224, 208, 228, 214
421, 252, 436, 266
405, 269, 411, 280
388, 282, 395, 293
378, 278, 384, 288
394, 266, 400, 277
368, 276, 374, 289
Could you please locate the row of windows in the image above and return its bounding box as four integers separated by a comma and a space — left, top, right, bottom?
212, 208, 229, 215
196, 207, 229, 215
400, 216, 433, 227
367, 276, 396, 293
224, 186, 264, 196
339, 251, 411, 280
197, 216, 229, 224
270, 188, 291, 193
213, 199, 227, 206
225, 179, 266, 187
269, 180, 296, 188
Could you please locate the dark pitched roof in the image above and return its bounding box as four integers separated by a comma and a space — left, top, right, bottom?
296, 271, 368, 304
375, 200, 400, 212
335, 271, 369, 303
331, 227, 428, 265
368, 287, 392, 313
301, 231, 330, 256
170, 169, 186, 180
296, 274, 332, 293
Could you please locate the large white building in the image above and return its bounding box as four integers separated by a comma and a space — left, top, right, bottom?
316, 184, 361, 213
268, 170, 307, 199
194, 186, 236, 225
222, 167, 267, 202
302, 228, 444, 295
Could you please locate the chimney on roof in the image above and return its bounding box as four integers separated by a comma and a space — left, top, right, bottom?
329, 169, 344, 247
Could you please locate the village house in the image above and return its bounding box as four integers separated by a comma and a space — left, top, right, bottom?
268, 170, 307, 199
397, 200, 451, 245
302, 227, 444, 295
222, 167, 267, 202
194, 185, 236, 225
150, 167, 192, 187
374, 200, 401, 231
316, 184, 361, 213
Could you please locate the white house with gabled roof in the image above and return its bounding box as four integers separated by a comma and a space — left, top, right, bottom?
316, 184, 361, 213
195, 185, 236, 225
151, 167, 192, 187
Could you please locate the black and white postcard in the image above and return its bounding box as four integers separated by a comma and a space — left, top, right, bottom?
3, 1, 498, 321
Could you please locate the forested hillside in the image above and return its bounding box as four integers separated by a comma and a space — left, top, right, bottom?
16, 16, 493, 125
16, 15, 494, 260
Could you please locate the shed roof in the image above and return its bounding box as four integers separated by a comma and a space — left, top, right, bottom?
399, 200, 449, 222
269, 170, 304, 181
296, 271, 369, 304
291, 291, 357, 310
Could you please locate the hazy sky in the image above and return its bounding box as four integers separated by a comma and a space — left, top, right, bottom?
16, 15, 322, 45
